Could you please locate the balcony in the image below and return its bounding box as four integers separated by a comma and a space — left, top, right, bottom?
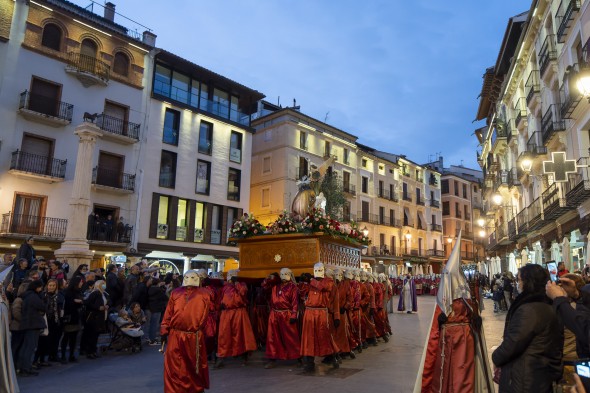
18, 91, 73, 127
9, 150, 66, 183
465, 212, 471, 220
528, 197, 544, 230
456, 211, 462, 219
92, 167, 135, 193
527, 131, 547, 156
516, 208, 528, 236
356, 212, 379, 224
429, 174, 438, 186
506, 118, 517, 145
557, 0, 581, 43
0, 212, 67, 240
431, 223, 442, 232
560, 64, 583, 119
542, 182, 572, 220
416, 195, 425, 206
96, 114, 140, 144
427, 249, 445, 258
379, 215, 389, 226
342, 183, 356, 196
388, 218, 402, 228
487, 231, 497, 250
491, 122, 508, 152
507, 167, 521, 188
525, 70, 541, 107
430, 199, 440, 208
377, 189, 399, 202
539, 34, 558, 78
299, 142, 308, 151
87, 221, 133, 244
566, 158, 590, 207
541, 104, 566, 145
294, 167, 308, 181
461, 251, 475, 260
514, 97, 528, 128
402, 193, 412, 202
405, 248, 426, 257
65, 52, 110, 87
494, 170, 509, 191
508, 218, 517, 240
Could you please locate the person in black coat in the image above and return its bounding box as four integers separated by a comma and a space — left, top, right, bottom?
61, 277, 84, 363
492, 264, 563, 393
130, 276, 152, 311
17, 280, 46, 376
82, 280, 108, 359
15, 236, 35, 269
105, 264, 122, 308
146, 278, 168, 344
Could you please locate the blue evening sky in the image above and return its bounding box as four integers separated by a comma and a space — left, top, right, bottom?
88, 0, 530, 169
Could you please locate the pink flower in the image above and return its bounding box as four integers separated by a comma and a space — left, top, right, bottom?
242, 231, 247, 235
254, 229, 258, 234
319, 225, 324, 229
279, 228, 283, 233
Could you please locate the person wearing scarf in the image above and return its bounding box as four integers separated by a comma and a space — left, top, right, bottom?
492, 264, 562, 392
34, 279, 64, 365
83, 279, 109, 359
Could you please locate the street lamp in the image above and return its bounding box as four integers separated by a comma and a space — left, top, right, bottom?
479, 229, 486, 238
521, 157, 533, 173
362, 226, 369, 237
477, 218, 485, 227
446, 237, 453, 244
405, 231, 412, 253
576, 66, 590, 102
492, 193, 503, 206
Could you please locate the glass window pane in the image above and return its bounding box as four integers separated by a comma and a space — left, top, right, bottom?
190, 79, 200, 108
230, 131, 242, 163
171, 71, 190, 104
157, 196, 169, 239
176, 199, 187, 241
213, 88, 229, 117
196, 160, 210, 194
211, 205, 221, 244
159, 150, 176, 188
228, 169, 241, 201
230, 96, 239, 122
163, 109, 179, 145
198, 122, 212, 155
194, 202, 205, 243
154, 64, 171, 97
199, 84, 209, 111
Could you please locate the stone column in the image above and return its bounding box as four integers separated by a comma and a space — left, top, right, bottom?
54, 123, 102, 274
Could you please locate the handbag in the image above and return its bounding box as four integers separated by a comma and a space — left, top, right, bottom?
41, 315, 49, 336
493, 367, 501, 384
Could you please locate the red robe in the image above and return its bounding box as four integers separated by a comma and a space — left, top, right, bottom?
265, 281, 300, 359
347, 280, 362, 349
203, 285, 220, 355
217, 282, 257, 358
300, 278, 339, 356
361, 281, 377, 340
160, 286, 212, 393
372, 282, 387, 338
334, 279, 352, 353
250, 286, 270, 348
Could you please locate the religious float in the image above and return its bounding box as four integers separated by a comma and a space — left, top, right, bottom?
229, 158, 369, 278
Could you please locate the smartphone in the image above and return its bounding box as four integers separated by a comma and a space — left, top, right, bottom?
576, 360, 590, 379
546, 261, 558, 283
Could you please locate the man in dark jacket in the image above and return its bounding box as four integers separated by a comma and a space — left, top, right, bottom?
146, 278, 168, 345
105, 264, 122, 307
123, 265, 141, 306
18, 280, 46, 376
15, 237, 35, 269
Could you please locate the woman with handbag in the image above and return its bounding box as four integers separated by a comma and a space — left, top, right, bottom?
34, 279, 64, 366
60, 276, 84, 363
83, 279, 109, 359
492, 264, 563, 392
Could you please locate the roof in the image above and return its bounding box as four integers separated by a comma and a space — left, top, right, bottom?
156, 50, 265, 103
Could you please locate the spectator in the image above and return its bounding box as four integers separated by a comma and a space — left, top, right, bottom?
9, 282, 29, 367
105, 214, 115, 241
61, 260, 70, 277
503, 272, 514, 309
492, 284, 503, 313
34, 279, 64, 365
35, 258, 49, 284
106, 264, 123, 308
116, 217, 126, 242
48, 260, 65, 283
15, 236, 35, 269
130, 275, 151, 311
12, 259, 29, 292
146, 278, 168, 345
123, 265, 140, 306
82, 280, 108, 359
558, 261, 570, 278
18, 280, 46, 377
71, 264, 89, 281
128, 301, 146, 327
94, 268, 106, 282
492, 264, 562, 392
82, 273, 96, 295
61, 276, 84, 363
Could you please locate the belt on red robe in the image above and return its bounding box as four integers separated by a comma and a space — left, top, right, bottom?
272, 308, 290, 312
171, 327, 202, 375
305, 307, 328, 310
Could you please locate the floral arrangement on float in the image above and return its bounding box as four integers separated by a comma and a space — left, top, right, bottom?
230, 213, 266, 238
268, 211, 303, 234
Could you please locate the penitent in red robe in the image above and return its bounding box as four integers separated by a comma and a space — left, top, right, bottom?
203, 285, 220, 355
300, 278, 339, 357
160, 286, 212, 393
217, 282, 257, 358
361, 281, 377, 340
265, 281, 300, 359
372, 281, 387, 338
347, 280, 362, 349
333, 279, 352, 353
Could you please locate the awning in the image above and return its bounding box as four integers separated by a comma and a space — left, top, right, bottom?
145, 251, 186, 260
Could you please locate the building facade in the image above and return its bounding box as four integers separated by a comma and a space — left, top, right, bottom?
477, 0, 590, 274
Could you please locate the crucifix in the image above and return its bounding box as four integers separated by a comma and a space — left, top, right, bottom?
543, 152, 577, 182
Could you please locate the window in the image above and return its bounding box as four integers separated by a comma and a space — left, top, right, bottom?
176, 199, 188, 241
20, 133, 54, 175
226, 207, 238, 241
262, 188, 270, 208
154, 64, 172, 97
362, 158, 367, 167
390, 209, 395, 226
380, 233, 385, 249
441, 179, 449, 194
455, 202, 461, 218
41, 23, 61, 51
361, 201, 370, 221
193, 202, 206, 243
362, 177, 368, 193
324, 141, 331, 157
391, 236, 396, 256
212, 88, 230, 117
263, 156, 271, 174
379, 206, 385, 224
113, 52, 129, 77
195, 160, 211, 194
463, 184, 467, 199
162, 108, 180, 145
343, 201, 351, 222
228, 168, 241, 201
443, 201, 450, 216
171, 71, 190, 104
431, 214, 436, 225
300, 131, 307, 150
198, 121, 213, 155
96, 151, 124, 188
230, 131, 242, 163
12, 194, 46, 235
159, 150, 177, 188
454, 181, 459, 196
80, 39, 97, 58
29, 77, 61, 117
344, 148, 349, 164
298, 157, 308, 179
210, 205, 222, 244
379, 180, 384, 197
156, 195, 169, 239
102, 100, 130, 136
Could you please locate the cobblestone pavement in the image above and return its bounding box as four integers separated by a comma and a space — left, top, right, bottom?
17, 295, 506, 393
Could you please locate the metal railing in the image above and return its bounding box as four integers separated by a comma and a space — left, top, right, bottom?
10, 150, 66, 179
1, 212, 67, 239
461, 251, 475, 260
516, 208, 528, 234
494, 170, 509, 190
525, 70, 541, 105
19, 90, 73, 122
560, 63, 583, 119
541, 104, 566, 144
456, 211, 462, 219
96, 114, 140, 140
427, 249, 445, 257
508, 167, 521, 187
430, 200, 440, 208
92, 166, 135, 191
342, 183, 356, 195
87, 221, 133, 243
508, 218, 517, 238
402, 193, 412, 202
431, 223, 442, 232
527, 131, 547, 155
416, 196, 425, 206
539, 34, 557, 76
356, 212, 379, 224
515, 97, 527, 126
557, 0, 581, 43
506, 118, 516, 144
429, 175, 438, 186
67, 52, 110, 81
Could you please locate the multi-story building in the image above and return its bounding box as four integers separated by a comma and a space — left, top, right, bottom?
476, 1, 590, 273
428, 157, 484, 265
0, 0, 154, 267
135, 50, 264, 271
250, 103, 444, 273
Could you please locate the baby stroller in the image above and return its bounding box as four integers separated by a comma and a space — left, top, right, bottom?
108, 312, 144, 353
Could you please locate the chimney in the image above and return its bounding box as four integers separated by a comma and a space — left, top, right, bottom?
104, 2, 115, 22
142, 31, 157, 47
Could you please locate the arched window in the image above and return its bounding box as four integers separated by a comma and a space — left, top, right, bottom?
113, 52, 129, 76
80, 39, 97, 58
41, 23, 61, 51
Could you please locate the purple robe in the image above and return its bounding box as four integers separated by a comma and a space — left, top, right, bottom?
398, 278, 418, 312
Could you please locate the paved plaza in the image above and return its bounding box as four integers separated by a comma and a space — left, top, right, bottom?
17, 296, 505, 393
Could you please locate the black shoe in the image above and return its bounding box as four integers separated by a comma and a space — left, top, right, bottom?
213, 359, 224, 369
264, 360, 276, 369
349, 351, 356, 359
68, 357, 78, 363
383, 335, 390, 343
407, 311, 412, 314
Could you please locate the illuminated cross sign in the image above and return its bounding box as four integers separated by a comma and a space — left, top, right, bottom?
543, 152, 577, 182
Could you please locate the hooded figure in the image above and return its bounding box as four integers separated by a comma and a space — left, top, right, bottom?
0, 267, 18, 392
160, 270, 213, 393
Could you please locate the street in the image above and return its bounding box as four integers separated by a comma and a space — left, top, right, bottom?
17, 296, 505, 393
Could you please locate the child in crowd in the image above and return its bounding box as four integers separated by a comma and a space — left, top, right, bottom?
492, 284, 503, 313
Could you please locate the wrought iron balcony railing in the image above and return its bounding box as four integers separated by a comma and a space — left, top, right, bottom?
1, 212, 67, 239
557, 0, 581, 43
67, 52, 110, 81
525, 70, 541, 105
431, 223, 442, 232
92, 166, 135, 191
430, 200, 440, 208
541, 104, 566, 144
527, 131, 547, 156
539, 34, 557, 76
10, 150, 66, 179
19, 90, 73, 122
515, 97, 527, 126
427, 249, 445, 257
560, 63, 583, 119
87, 220, 133, 243
96, 114, 140, 140
342, 183, 356, 195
